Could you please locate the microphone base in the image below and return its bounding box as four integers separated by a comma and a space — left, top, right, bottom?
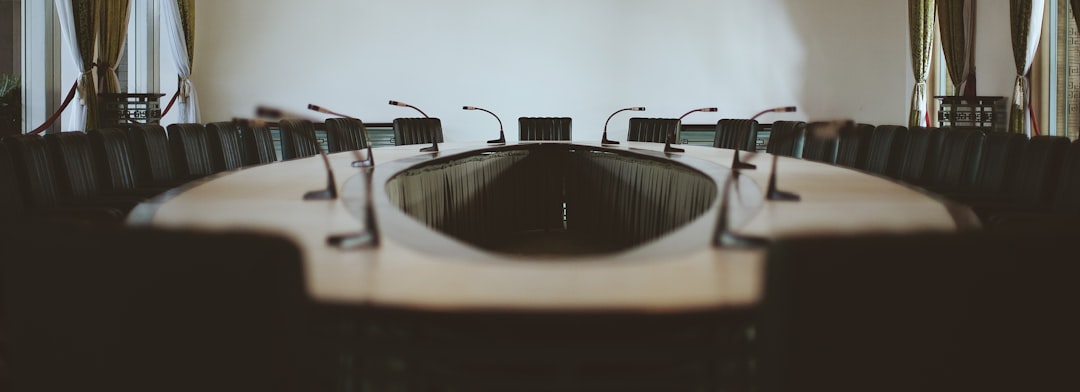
352, 160, 374, 168
487, 138, 506, 145
664, 143, 685, 153
420, 144, 439, 153
303, 189, 337, 201
733, 161, 757, 170
327, 231, 379, 249
766, 189, 801, 202
713, 232, 770, 248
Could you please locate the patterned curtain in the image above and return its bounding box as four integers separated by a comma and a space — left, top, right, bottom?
96, 0, 132, 94
163, 0, 199, 123
938, 0, 977, 96
909, 0, 937, 127
55, 0, 100, 131
1009, 0, 1045, 134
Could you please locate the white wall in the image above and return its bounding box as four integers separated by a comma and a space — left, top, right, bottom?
190, 0, 1016, 141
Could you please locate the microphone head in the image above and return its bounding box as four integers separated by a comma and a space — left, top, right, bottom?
631, 107, 646, 111
255, 106, 284, 119
463, 106, 476, 110
389, 100, 405, 107
807, 119, 854, 140
702, 107, 719, 112
780, 106, 797, 113
307, 103, 329, 113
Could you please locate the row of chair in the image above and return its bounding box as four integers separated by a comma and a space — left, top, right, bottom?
0, 121, 288, 225
752, 120, 1080, 227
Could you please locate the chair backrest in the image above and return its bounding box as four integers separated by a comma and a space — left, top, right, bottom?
861, 125, 907, 176
1, 134, 66, 209
325, 117, 369, 152
1007, 135, 1071, 208
971, 131, 1028, 196
128, 124, 179, 185
278, 119, 321, 160
835, 123, 874, 169
519, 117, 572, 141
626, 117, 678, 144
88, 128, 142, 192
43, 131, 107, 200
205, 121, 246, 172
392, 117, 444, 146
239, 124, 278, 166
927, 127, 985, 191
713, 119, 757, 151
167, 123, 216, 178
894, 126, 944, 186
1051, 139, 1080, 216
765, 121, 806, 158
0, 225, 309, 391
0, 141, 26, 224
800, 122, 840, 164
759, 231, 1080, 392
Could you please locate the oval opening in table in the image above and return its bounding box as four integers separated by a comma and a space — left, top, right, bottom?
381, 144, 719, 257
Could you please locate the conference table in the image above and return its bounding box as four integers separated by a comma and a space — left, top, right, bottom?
128, 140, 975, 312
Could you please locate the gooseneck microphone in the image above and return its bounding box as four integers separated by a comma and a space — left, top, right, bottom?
765, 119, 851, 202
389, 100, 438, 152
307, 103, 375, 168
234, 114, 337, 201
463, 106, 505, 144
667, 107, 718, 153
732, 106, 798, 170
326, 165, 380, 249
601, 106, 646, 145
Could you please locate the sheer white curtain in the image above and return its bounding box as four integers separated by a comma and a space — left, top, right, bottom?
55, 0, 96, 131
162, 0, 199, 123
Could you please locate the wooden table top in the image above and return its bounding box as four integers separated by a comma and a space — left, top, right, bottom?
129, 141, 974, 313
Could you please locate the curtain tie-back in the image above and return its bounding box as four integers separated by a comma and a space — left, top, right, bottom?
911, 81, 928, 109
76, 68, 95, 104
1013, 74, 1029, 109
179, 77, 193, 102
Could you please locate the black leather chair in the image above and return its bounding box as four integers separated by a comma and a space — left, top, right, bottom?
278, 119, 321, 160
984, 139, 1080, 228
713, 119, 758, 151
964, 136, 1070, 220
894, 126, 944, 186
835, 123, 875, 169
0, 225, 311, 392
1, 134, 125, 223
800, 122, 840, 164
0, 141, 26, 225
626, 117, 678, 144
924, 128, 985, 193
969, 131, 1027, 196
167, 123, 217, 178
324, 117, 369, 152
765, 121, 806, 158
239, 124, 278, 166
43, 132, 148, 212
860, 125, 907, 177
128, 124, 188, 188
205, 121, 246, 172
392, 118, 444, 146
519, 117, 572, 141
88, 128, 173, 198
759, 231, 1080, 392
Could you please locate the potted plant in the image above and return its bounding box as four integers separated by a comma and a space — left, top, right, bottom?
0, 73, 21, 137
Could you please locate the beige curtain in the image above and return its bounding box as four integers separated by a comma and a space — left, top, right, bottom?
56, 0, 100, 131
1009, 0, 1045, 134
938, 0, 977, 96
909, 0, 937, 127
96, 0, 132, 94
